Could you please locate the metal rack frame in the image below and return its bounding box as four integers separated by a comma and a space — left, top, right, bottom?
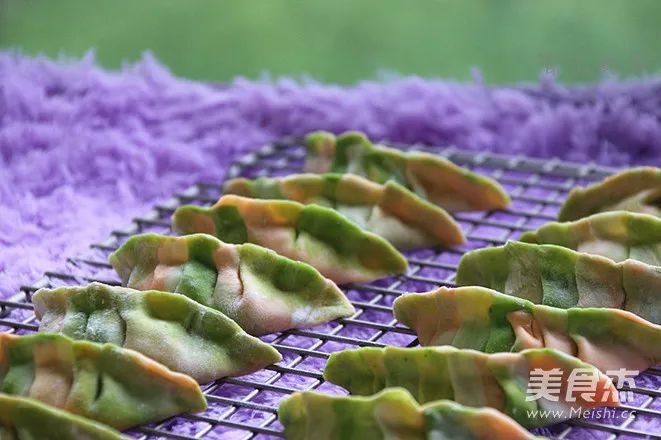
1, 137, 660, 439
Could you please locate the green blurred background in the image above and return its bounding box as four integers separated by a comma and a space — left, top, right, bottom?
1, 0, 660, 84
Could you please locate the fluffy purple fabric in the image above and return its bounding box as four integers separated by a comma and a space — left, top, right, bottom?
1, 52, 660, 297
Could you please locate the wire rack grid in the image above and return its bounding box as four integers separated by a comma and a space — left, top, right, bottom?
1, 138, 660, 440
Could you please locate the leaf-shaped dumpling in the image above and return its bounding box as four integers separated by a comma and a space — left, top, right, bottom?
324, 346, 616, 428
33, 282, 282, 384
559, 167, 661, 221
109, 233, 354, 335
278, 388, 538, 440
0, 333, 206, 430
279, 388, 423, 440
423, 400, 541, 440
224, 173, 465, 250
172, 195, 408, 284
304, 131, 511, 212
520, 211, 661, 266
0, 394, 128, 440
393, 286, 661, 373
456, 240, 661, 324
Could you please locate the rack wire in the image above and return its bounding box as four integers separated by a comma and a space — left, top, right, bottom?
1, 137, 660, 439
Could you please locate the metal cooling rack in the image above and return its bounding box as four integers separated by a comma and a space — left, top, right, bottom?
2, 137, 661, 440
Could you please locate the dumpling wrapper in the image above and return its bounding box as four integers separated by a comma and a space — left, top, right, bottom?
304, 130, 510, 212
278, 388, 540, 440
520, 211, 661, 266
423, 400, 544, 440
172, 195, 408, 284
393, 286, 661, 373
0, 393, 128, 440
559, 166, 661, 221
109, 233, 355, 336
224, 173, 465, 250
33, 283, 282, 384
324, 346, 617, 428
0, 333, 206, 430
456, 240, 661, 325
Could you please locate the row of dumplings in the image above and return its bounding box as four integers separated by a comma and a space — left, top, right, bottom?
279, 166, 661, 439
0, 131, 512, 438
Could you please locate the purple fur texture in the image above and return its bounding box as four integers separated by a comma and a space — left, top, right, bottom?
1, 52, 660, 296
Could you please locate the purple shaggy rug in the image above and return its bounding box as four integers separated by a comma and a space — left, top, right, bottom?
1, 52, 660, 297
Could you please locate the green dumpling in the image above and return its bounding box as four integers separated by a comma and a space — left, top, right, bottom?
393, 286, 661, 373
323, 347, 616, 428
0, 394, 128, 440
0, 333, 206, 430
304, 131, 510, 212
456, 240, 661, 324
33, 283, 282, 384
520, 211, 661, 266
423, 400, 542, 440
224, 173, 465, 250
109, 233, 354, 336
278, 388, 539, 440
559, 167, 661, 221
279, 388, 422, 440
172, 195, 408, 284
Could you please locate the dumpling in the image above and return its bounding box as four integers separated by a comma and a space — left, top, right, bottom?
224, 173, 465, 249
304, 131, 510, 212
172, 195, 408, 284
0, 333, 206, 430
559, 166, 661, 221
33, 282, 282, 384
393, 286, 661, 373
109, 233, 355, 336
278, 388, 538, 440
456, 240, 661, 324
324, 346, 615, 428
520, 211, 661, 266
423, 400, 541, 440
0, 394, 127, 440
280, 388, 422, 440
